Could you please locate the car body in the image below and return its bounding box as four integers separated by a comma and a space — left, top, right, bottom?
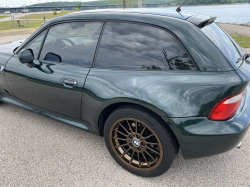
3, 11, 10, 14
51, 8, 62, 11
21, 9, 29, 13
0, 8, 249, 177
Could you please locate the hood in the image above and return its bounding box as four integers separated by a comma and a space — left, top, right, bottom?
0, 39, 25, 65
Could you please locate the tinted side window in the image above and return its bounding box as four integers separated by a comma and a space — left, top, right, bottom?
95, 22, 196, 70
23, 29, 47, 59
40, 22, 103, 66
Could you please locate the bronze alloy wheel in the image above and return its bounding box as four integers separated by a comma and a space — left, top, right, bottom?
109, 117, 164, 171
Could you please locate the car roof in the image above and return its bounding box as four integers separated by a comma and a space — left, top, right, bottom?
71, 8, 194, 20
66, 8, 214, 27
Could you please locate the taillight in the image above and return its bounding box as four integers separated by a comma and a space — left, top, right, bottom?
208, 92, 244, 120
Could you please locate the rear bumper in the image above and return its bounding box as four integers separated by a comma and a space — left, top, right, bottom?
162, 85, 250, 159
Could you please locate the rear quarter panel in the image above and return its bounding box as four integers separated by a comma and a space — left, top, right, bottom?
82, 68, 248, 128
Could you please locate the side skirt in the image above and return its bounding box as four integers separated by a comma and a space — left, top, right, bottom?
0, 97, 99, 135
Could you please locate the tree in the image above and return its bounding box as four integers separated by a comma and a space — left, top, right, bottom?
77, 3, 82, 10
110, 0, 138, 9
53, 9, 57, 15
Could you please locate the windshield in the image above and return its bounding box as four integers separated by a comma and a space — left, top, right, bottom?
201, 23, 244, 67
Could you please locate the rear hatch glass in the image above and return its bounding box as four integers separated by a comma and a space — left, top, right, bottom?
201, 22, 244, 68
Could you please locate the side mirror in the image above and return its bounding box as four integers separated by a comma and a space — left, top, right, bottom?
18, 49, 34, 64
44, 52, 61, 63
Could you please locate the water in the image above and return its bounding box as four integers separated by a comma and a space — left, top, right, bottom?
167, 4, 250, 24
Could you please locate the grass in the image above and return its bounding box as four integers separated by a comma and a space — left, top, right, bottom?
20, 10, 75, 20
0, 11, 74, 31
0, 15, 10, 19
0, 20, 44, 31
230, 34, 250, 48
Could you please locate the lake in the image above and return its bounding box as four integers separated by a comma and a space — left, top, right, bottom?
166, 4, 250, 24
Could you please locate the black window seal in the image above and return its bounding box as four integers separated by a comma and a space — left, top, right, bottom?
92, 21, 106, 67
37, 27, 50, 60
92, 19, 200, 72
16, 26, 49, 55
18, 19, 105, 68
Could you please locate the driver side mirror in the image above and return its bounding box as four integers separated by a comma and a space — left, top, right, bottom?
18, 49, 34, 64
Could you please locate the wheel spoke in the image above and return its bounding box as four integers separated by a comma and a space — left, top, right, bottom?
110, 118, 163, 171
146, 146, 160, 155
119, 123, 130, 135
122, 147, 131, 156
141, 151, 150, 167
137, 152, 141, 167
115, 138, 127, 141
116, 143, 128, 148
126, 120, 133, 133
114, 129, 127, 137
146, 142, 159, 146
140, 126, 146, 136
145, 150, 156, 163
130, 150, 135, 162
144, 134, 154, 140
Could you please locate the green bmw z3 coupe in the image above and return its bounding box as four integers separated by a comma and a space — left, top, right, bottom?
0, 8, 249, 177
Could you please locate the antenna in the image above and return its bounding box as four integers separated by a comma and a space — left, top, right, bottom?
176, 0, 187, 12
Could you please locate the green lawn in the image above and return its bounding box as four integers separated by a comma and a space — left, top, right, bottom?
19, 10, 75, 20
0, 11, 74, 30
0, 15, 10, 19
230, 34, 250, 48
0, 20, 44, 30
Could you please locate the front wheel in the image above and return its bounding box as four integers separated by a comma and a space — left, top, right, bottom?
104, 106, 178, 177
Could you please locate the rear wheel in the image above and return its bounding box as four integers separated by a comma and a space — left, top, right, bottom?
104, 106, 178, 177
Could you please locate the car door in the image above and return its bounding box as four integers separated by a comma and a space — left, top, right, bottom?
5, 21, 103, 119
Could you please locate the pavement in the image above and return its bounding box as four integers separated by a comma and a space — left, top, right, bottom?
218, 23, 250, 37
0, 26, 250, 186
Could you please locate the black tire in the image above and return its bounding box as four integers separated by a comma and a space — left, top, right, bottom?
104, 105, 179, 177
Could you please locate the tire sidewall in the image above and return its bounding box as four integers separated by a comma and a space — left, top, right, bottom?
104, 107, 175, 177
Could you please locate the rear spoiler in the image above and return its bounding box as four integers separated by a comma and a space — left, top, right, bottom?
186, 14, 217, 28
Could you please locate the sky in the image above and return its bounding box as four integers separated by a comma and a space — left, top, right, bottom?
0, 0, 94, 7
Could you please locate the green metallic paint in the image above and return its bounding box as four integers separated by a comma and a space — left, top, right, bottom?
0, 10, 249, 159
0, 96, 99, 133
161, 85, 250, 158
5, 55, 90, 119
81, 68, 248, 127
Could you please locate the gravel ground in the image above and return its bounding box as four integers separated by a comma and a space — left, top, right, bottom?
218, 23, 250, 37
0, 26, 250, 186
0, 103, 249, 186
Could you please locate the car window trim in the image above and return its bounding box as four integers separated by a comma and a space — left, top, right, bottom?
92, 21, 106, 67
16, 27, 49, 55
92, 19, 200, 71
38, 20, 105, 68
37, 27, 50, 60
16, 19, 105, 63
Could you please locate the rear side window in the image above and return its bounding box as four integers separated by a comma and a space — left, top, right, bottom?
95, 22, 196, 70
201, 23, 244, 66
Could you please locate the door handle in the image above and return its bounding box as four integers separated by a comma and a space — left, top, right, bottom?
60, 78, 78, 88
